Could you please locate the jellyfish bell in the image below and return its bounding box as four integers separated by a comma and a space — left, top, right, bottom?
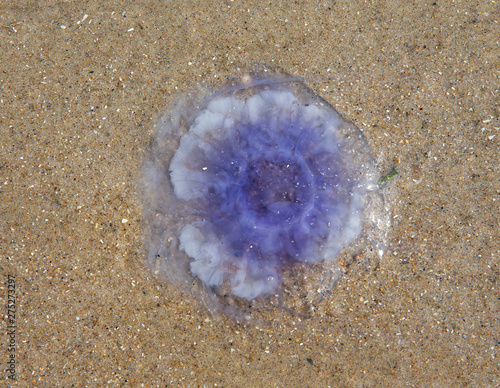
141, 71, 388, 323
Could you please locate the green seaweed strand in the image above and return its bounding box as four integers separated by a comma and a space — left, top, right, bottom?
379, 168, 398, 184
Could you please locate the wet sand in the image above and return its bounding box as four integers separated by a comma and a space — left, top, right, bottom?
1, 1, 499, 386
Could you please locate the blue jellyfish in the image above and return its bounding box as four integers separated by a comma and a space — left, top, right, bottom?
142, 72, 386, 320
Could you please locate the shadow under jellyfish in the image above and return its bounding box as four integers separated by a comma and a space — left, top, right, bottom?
141, 71, 388, 323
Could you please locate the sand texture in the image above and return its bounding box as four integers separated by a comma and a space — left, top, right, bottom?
1, 0, 499, 386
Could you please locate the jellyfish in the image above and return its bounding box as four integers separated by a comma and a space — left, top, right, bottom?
141, 71, 387, 321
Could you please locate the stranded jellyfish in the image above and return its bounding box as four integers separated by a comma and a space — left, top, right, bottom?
141, 71, 387, 322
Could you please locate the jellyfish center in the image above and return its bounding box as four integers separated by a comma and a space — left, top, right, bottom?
243, 155, 313, 223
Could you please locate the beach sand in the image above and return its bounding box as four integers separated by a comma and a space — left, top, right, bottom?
1, 0, 498, 386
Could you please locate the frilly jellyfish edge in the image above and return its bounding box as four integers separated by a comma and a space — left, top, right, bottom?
141, 72, 388, 321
